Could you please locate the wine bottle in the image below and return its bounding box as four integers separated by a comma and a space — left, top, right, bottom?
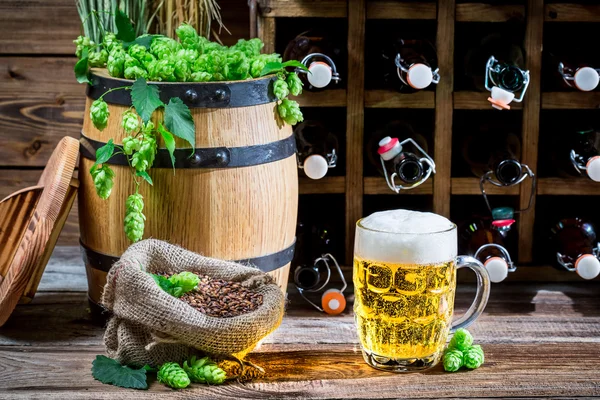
558, 61, 600, 92
283, 31, 342, 90
379, 39, 440, 93
464, 33, 530, 110
459, 219, 516, 283
568, 128, 600, 182
294, 121, 338, 180
550, 218, 600, 280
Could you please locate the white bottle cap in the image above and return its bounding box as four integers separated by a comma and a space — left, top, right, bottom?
407, 63, 433, 90
484, 257, 509, 283
377, 137, 402, 161
303, 154, 329, 180
574, 67, 600, 92
307, 62, 333, 88
488, 86, 516, 110
575, 254, 600, 280
586, 156, 600, 182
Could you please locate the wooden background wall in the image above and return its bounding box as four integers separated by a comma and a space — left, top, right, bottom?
0, 0, 250, 245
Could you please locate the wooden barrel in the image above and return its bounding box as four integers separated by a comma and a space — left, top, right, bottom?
79, 70, 298, 308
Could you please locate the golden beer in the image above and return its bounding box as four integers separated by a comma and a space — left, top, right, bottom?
354, 209, 490, 372
354, 257, 456, 360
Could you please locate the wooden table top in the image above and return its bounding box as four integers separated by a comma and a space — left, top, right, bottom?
1, 246, 599, 399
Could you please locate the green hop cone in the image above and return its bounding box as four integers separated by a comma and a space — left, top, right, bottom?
122, 136, 142, 155
121, 111, 140, 134
124, 66, 148, 80
176, 23, 202, 52
102, 32, 119, 53
190, 71, 212, 82
231, 38, 264, 58
158, 362, 191, 389
90, 99, 110, 131
225, 50, 250, 80
107, 47, 126, 78
286, 73, 303, 96
168, 272, 199, 293
124, 193, 146, 242
131, 133, 157, 172
277, 99, 303, 126
88, 49, 108, 67
443, 348, 464, 372
449, 328, 474, 351
273, 78, 290, 100
463, 344, 485, 369
90, 164, 115, 200
150, 37, 182, 60
74, 35, 94, 58
183, 356, 227, 384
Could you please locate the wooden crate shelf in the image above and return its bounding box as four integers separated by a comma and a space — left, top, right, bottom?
542, 92, 600, 110
299, 176, 346, 194
456, 3, 525, 22
364, 90, 435, 108
293, 89, 347, 107
364, 177, 433, 195
454, 91, 524, 110
545, 3, 600, 22
451, 178, 519, 195
366, 1, 436, 20
537, 178, 600, 196
258, 0, 347, 17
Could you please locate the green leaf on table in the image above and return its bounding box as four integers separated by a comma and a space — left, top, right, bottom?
94, 139, 115, 166
131, 78, 164, 123
158, 123, 176, 171
123, 35, 160, 50
136, 170, 153, 186
115, 10, 136, 43
164, 98, 195, 149
259, 61, 283, 77
91, 355, 148, 390
282, 60, 309, 71
74, 48, 91, 84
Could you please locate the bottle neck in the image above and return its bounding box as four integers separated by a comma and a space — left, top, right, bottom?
393, 152, 424, 183
494, 64, 526, 92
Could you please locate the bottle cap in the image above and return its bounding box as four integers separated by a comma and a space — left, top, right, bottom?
307, 61, 333, 88
377, 136, 402, 161
484, 257, 509, 283
574, 67, 600, 92
303, 154, 329, 180
586, 156, 600, 182
487, 86, 515, 110
492, 219, 516, 228
574, 254, 600, 280
492, 207, 514, 220
407, 63, 433, 90
321, 288, 346, 315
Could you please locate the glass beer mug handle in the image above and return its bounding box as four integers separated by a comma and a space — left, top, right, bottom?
450, 255, 491, 332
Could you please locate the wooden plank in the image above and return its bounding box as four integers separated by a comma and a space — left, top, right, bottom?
259, 0, 347, 18
537, 178, 600, 195
364, 90, 434, 109
299, 177, 345, 194
454, 91, 523, 110
518, 0, 544, 264
542, 92, 600, 109
257, 16, 276, 54
545, 3, 600, 22
432, 0, 455, 218
363, 177, 433, 195
1, 342, 600, 398
0, 170, 79, 246
456, 4, 525, 22
451, 177, 519, 195
292, 90, 347, 107
366, 1, 436, 20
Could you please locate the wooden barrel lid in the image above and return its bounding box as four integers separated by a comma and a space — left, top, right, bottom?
0, 137, 79, 326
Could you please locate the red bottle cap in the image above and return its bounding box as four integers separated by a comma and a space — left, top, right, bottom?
492, 219, 516, 228
378, 137, 399, 155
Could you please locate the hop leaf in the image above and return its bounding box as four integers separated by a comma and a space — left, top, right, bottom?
158, 362, 190, 389
122, 110, 141, 134
90, 164, 115, 200
90, 99, 110, 131
463, 345, 485, 369
449, 328, 474, 351
124, 193, 146, 242
91, 355, 148, 390
183, 356, 227, 384
443, 349, 464, 372
286, 73, 303, 96
273, 78, 289, 100
277, 99, 303, 126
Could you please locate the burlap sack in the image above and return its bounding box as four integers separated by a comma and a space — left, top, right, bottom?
101, 239, 285, 367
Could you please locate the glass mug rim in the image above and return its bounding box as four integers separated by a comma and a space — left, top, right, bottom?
356, 217, 457, 236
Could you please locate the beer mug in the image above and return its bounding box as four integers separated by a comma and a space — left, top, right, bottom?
354, 210, 491, 372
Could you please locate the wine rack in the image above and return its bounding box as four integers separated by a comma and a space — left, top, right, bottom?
251, 0, 600, 280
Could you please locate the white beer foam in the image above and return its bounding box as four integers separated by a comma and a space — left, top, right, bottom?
355, 210, 457, 264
